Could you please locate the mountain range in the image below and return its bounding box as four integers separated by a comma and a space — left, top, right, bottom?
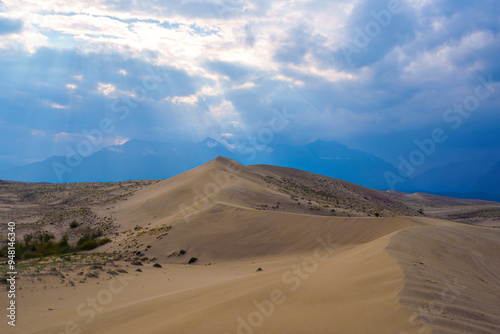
1, 138, 498, 199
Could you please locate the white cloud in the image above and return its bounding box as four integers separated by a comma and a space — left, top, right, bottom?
109, 136, 129, 146
166, 84, 223, 105
272, 74, 304, 86
208, 100, 235, 119
169, 95, 199, 105
97, 82, 117, 96
287, 55, 355, 83
54, 131, 77, 142
42, 100, 68, 109
51, 103, 67, 109
31, 129, 46, 137
401, 31, 496, 82
232, 81, 256, 90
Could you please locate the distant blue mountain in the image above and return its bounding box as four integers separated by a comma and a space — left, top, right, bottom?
409, 159, 495, 193
0, 138, 234, 183
250, 140, 410, 190
0, 138, 414, 191
473, 160, 500, 195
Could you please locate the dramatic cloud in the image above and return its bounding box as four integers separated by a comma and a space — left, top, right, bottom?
0, 0, 499, 171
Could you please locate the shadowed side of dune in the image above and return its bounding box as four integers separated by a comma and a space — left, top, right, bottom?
142, 206, 420, 262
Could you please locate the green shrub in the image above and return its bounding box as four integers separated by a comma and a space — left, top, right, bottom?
69, 221, 79, 229
0, 229, 110, 260
76, 229, 106, 250
23, 234, 33, 246
58, 234, 71, 253
78, 240, 99, 250
179, 249, 186, 255
188, 257, 198, 264
98, 238, 111, 246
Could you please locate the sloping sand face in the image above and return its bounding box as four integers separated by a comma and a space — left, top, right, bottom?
142, 206, 419, 263
387, 221, 500, 334
25, 232, 414, 334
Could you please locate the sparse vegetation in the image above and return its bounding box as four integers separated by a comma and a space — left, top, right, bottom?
0, 228, 112, 259
261, 173, 419, 217
188, 257, 198, 264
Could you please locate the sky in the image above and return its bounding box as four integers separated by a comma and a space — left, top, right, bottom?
0, 0, 499, 174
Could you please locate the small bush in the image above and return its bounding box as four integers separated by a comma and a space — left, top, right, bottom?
78, 240, 98, 250
58, 234, 71, 253
86, 271, 99, 278
375, 213, 380, 217
98, 238, 111, 246
76, 229, 109, 250
179, 249, 186, 255
188, 257, 198, 264
69, 221, 79, 229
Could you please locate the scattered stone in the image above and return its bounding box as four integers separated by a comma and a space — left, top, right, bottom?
131, 261, 143, 266
135, 268, 143, 272
153, 263, 162, 268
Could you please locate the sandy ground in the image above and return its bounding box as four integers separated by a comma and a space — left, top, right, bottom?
4, 236, 410, 334
3, 216, 500, 334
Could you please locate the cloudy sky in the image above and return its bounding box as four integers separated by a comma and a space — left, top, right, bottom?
0, 0, 499, 173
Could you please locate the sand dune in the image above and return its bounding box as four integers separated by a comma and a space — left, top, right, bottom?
3, 157, 500, 334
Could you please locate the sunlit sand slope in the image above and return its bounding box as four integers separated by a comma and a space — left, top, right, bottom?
387, 220, 500, 334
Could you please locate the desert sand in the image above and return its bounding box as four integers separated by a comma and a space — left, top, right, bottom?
2, 157, 500, 334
